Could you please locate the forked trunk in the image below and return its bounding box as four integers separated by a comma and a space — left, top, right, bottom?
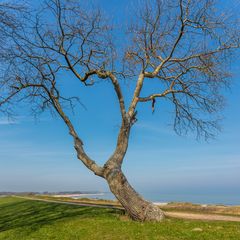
104, 167, 165, 221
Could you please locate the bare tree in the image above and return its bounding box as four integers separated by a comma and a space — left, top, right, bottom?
0, 0, 239, 221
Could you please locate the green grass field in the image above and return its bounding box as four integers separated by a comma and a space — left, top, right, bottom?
0, 197, 240, 240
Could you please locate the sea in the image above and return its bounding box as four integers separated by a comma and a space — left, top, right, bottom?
71, 192, 240, 206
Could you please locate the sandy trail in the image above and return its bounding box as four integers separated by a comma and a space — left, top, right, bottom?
165, 211, 240, 222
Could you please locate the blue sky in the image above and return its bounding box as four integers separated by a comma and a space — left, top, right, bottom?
0, 0, 240, 204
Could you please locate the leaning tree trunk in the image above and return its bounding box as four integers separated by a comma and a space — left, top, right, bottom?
72, 120, 164, 221
104, 167, 165, 221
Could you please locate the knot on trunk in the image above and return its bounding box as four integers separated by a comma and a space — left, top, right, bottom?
143, 203, 165, 222
103, 165, 122, 181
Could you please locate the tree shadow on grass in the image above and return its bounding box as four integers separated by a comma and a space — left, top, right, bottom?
0, 198, 123, 232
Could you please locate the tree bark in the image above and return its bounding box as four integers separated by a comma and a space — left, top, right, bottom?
104, 167, 165, 221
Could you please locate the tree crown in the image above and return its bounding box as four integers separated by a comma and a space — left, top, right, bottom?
0, 0, 239, 142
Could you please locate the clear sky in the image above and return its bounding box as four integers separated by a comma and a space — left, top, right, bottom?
0, 0, 240, 204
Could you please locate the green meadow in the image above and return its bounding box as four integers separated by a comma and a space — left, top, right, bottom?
0, 197, 240, 240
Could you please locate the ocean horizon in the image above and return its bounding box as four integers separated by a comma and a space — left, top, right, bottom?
71, 192, 240, 206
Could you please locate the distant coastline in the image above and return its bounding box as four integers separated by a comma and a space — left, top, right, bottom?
1, 191, 239, 206
0, 191, 102, 196
52, 193, 105, 198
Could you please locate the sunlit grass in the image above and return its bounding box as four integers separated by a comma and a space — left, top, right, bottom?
0, 197, 240, 240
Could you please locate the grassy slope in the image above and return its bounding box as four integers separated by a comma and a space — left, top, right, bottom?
32, 195, 240, 216
0, 197, 240, 240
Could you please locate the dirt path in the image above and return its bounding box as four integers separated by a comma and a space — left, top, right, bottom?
14, 196, 240, 222
165, 212, 240, 222
14, 196, 122, 209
